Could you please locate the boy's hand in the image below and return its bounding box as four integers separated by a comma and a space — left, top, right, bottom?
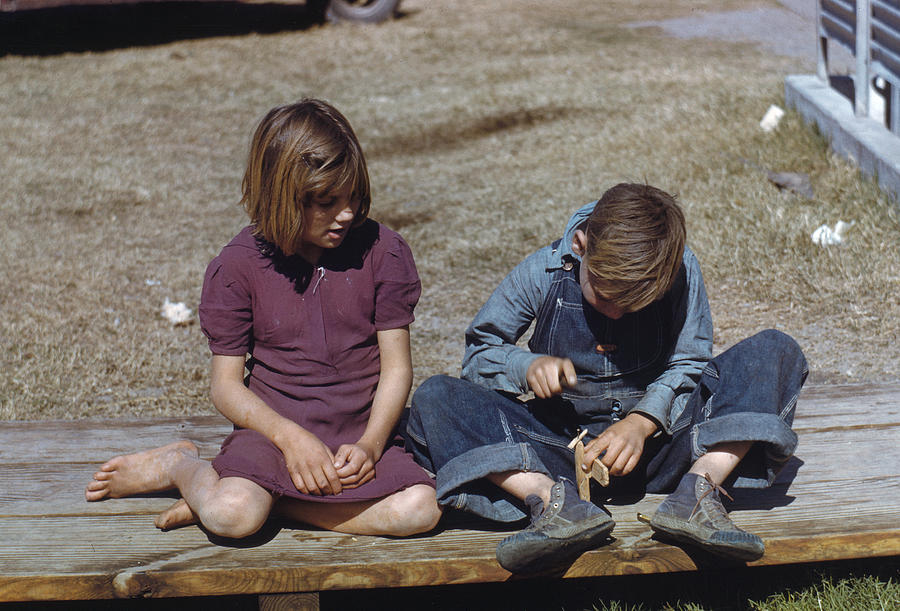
332, 442, 376, 489
527, 356, 577, 398
278, 425, 342, 496
582, 412, 657, 477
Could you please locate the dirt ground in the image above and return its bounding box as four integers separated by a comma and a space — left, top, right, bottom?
624, 1, 896, 386
1, 0, 899, 420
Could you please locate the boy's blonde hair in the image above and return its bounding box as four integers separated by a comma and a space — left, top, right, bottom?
241, 99, 371, 256
583, 183, 686, 313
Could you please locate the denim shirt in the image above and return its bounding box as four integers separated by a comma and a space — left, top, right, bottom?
461, 202, 714, 434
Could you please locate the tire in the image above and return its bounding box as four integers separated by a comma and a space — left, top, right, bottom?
326, 0, 400, 23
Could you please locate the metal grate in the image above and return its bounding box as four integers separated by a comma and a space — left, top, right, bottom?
818, 0, 900, 133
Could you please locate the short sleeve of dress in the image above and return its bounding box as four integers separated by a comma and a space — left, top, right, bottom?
198, 254, 253, 356
373, 230, 421, 331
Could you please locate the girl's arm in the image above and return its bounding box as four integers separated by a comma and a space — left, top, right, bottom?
210, 354, 344, 496
333, 326, 413, 487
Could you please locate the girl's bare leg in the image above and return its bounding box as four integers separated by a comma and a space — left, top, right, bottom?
167, 458, 275, 539
84, 441, 274, 538
85, 440, 199, 501
274, 484, 441, 537
155, 498, 198, 530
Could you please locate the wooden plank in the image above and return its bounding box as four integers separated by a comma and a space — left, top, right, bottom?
0, 383, 896, 464
2, 508, 898, 602
0, 416, 232, 464
3, 423, 895, 517
793, 383, 900, 429
259, 593, 320, 611
0, 383, 898, 603
0, 576, 115, 603
0, 515, 508, 601
3, 456, 899, 597
0, 463, 178, 517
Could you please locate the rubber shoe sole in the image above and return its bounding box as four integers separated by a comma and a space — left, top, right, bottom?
496, 514, 615, 574
649, 512, 765, 561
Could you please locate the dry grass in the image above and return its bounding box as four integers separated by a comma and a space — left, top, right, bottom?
1, 0, 898, 420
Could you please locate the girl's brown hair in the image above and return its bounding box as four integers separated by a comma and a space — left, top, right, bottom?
583, 183, 686, 312
241, 99, 371, 255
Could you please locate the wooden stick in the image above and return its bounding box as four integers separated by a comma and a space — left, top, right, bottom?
567, 429, 588, 449
590, 458, 609, 487
570, 429, 610, 497
574, 440, 591, 501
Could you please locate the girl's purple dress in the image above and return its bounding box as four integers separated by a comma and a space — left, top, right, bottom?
199, 220, 434, 502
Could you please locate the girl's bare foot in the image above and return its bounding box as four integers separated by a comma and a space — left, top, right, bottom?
85, 440, 199, 501
155, 498, 199, 531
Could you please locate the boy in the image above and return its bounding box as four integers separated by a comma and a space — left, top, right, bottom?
405, 183, 807, 574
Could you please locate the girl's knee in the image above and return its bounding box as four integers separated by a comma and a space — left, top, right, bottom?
386, 485, 442, 536
201, 488, 271, 539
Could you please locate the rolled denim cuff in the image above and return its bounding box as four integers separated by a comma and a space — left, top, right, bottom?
434, 441, 550, 523
507, 350, 542, 393
691, 412, 798, 488
634, 384, 675, 433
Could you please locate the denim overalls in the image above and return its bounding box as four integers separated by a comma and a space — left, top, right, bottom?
530, 255, 674, 425
406, 260, 808, 523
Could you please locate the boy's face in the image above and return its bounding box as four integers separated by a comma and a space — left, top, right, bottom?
572, 229, 626, 320
578, 264, 627, 320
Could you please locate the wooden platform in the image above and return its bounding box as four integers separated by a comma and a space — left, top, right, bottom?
1, 383, 899, 608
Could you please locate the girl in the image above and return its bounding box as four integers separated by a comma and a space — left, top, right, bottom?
85, 99, 442, 538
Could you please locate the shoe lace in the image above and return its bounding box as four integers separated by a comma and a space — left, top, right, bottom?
688, 472, 735, 527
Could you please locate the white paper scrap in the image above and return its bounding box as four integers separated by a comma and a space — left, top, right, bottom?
760, 104, 785, 132
811, 220, 854, 246
162, 298, 194, 325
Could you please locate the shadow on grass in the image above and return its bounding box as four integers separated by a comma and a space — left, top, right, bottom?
366, 105, 594, 159
0, 0, 327, 56
328, 555, 900, 611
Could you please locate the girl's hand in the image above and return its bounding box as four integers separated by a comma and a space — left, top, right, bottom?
582, 412, 657, 477
332, 442, 377, 489
278, 426, 342, 496
210, 355, 342, 496
526, 356, 577, 398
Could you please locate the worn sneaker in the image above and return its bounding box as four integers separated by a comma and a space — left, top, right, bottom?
495, 477, 615, 574
648, 472, 765, 561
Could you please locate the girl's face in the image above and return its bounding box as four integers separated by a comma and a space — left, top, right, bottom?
298, 185, 360, 263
